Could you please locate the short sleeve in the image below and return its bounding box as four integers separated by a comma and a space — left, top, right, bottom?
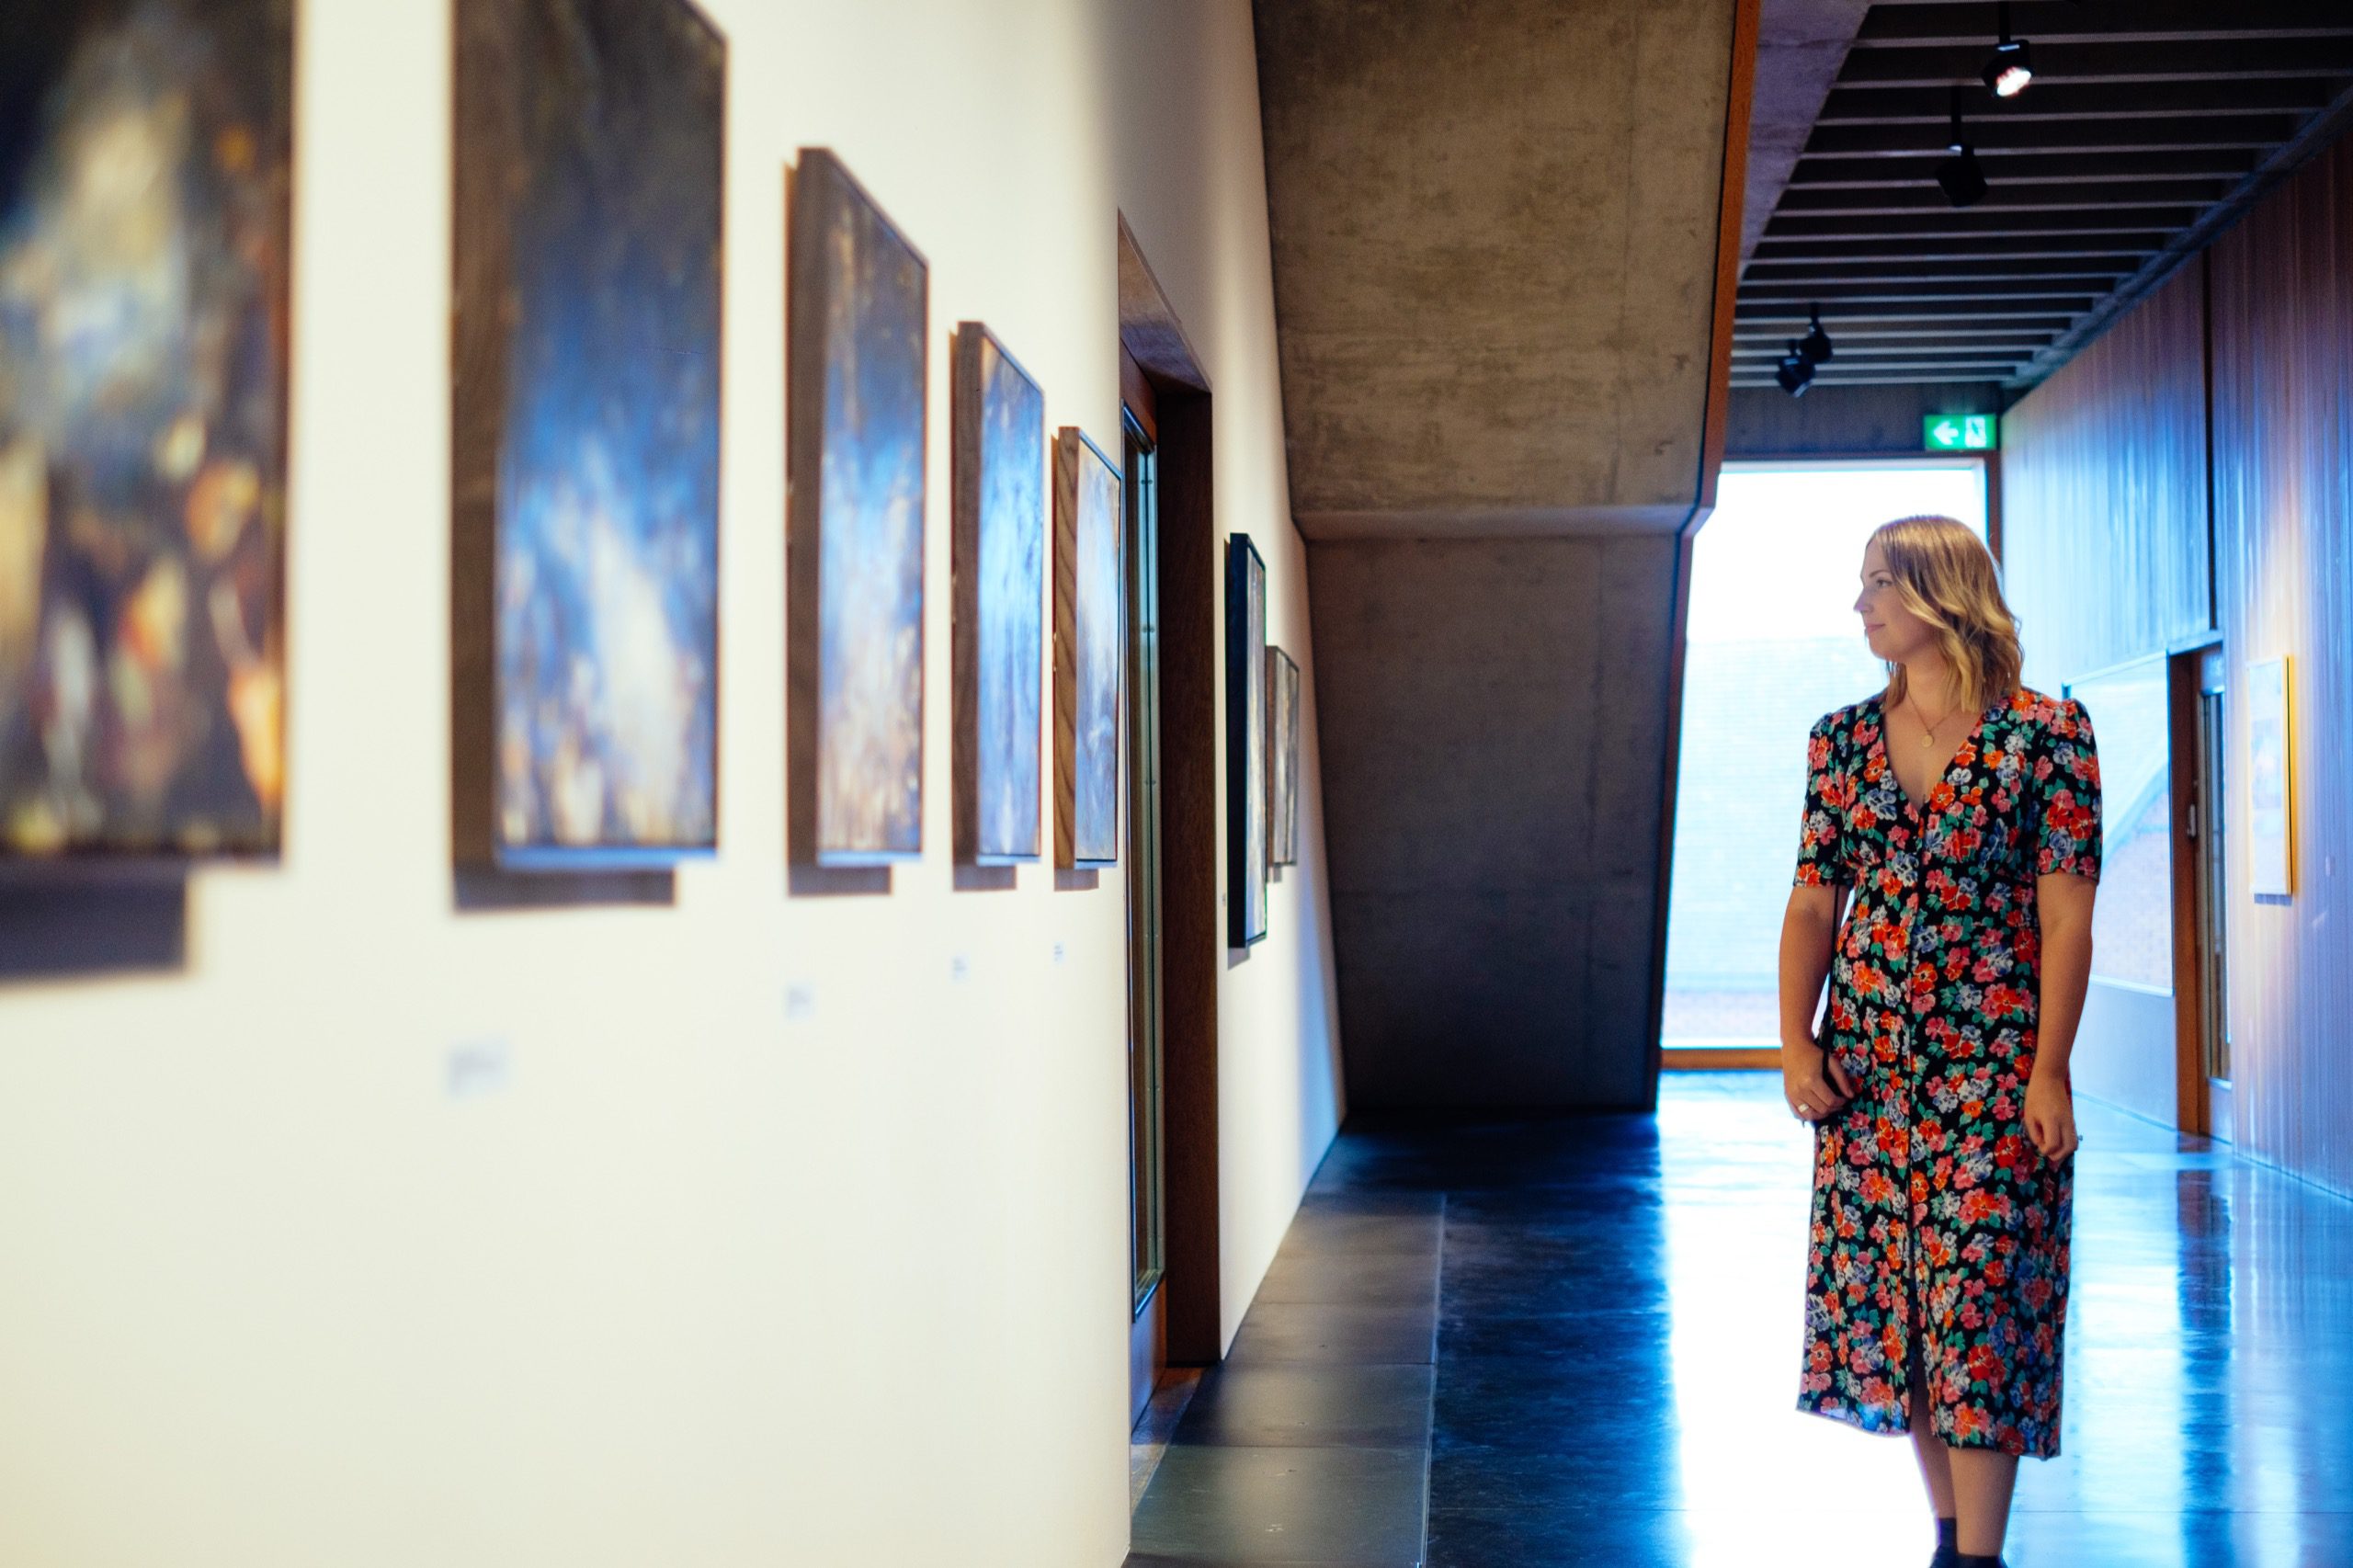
1792, 711, 1852, 888
2032, 697, 2102, 880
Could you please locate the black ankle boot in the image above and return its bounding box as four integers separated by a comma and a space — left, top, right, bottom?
1929, 1517, 1958, 1567
1954, 1554, 2005, 1568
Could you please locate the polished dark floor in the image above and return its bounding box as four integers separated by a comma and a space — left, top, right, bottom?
1127, 1072, 2353, 1567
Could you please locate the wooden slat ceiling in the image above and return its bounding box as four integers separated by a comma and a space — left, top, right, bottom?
1733, 0, 2353, 390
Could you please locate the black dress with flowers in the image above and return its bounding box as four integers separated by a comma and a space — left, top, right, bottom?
1790, 687, 2101, 1459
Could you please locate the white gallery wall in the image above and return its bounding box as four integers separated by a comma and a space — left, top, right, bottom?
0, 2, 1343, 1564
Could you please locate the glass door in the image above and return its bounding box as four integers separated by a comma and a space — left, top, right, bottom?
1124, 415, 1166, 1424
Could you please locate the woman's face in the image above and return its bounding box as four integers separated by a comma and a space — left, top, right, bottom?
1855, 540, 1937, 665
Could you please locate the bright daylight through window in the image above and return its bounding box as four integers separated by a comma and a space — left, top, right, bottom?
1663, 462, 1988, 1051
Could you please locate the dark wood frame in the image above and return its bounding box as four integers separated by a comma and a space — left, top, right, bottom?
785, 148, 930, 872
2168, 640, 2217, 1134
949, 322, 1047, 868
1053, 427, 1122, 870
450, 0, 727, 874
1119, 217, 1222, 1367
1224, 535, 1268, 949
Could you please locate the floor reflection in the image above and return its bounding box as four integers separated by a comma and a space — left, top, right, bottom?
1648, 1074, 2353, 1567
1130, 1074, 2353, 1567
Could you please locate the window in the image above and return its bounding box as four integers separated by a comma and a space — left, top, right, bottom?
1664, 461, 1989, 1050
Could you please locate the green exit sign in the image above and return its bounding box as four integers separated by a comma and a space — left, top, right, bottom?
1925, 414, 1997, 451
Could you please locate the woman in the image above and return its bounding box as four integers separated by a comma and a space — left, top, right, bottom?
1777, 516, 2100, 1568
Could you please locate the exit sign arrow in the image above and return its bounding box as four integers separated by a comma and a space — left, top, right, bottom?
1924, 414, 1996, 451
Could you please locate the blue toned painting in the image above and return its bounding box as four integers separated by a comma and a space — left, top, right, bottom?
1066, 434, 1120, 866
808, 160, 926, 862
972, 335, 1043, 862
484, 0, 722, 859
0, 0, 293, 857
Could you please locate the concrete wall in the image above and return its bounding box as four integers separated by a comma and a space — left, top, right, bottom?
1252, 0, 1743, 1108
1253, 0, 1740, 538
1308, 537, 1679, 1108
0, 5, 1340, 1566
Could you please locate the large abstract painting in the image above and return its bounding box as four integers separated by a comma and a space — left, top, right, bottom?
951, 325, 1043, 866
788, 150, 927, 868
452, 0, 723, 868
1267, 645, 1300, 868
0, 0, 294, 858
1226, 535, 1267, 946
1053, 428, 1120, 869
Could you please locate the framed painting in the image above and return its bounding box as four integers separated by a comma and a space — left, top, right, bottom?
951, 325, 1044, 866
1053, 428, 1121, 869
2246, 653, 2292, 898
1267, 645, 1300, 869
1, 0, 295, 860
452, 0, 724, 869
787, 150, 927, 868
1226, 535, 1267, 947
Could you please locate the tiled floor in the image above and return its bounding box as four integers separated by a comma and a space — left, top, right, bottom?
1127, 1072, 2353, 1567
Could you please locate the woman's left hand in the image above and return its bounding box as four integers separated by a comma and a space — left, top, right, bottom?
2023, 1074, 2078, 1160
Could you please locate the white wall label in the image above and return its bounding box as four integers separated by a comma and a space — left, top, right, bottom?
784, 983, 818, 1022
949, 955, 972, 983
446, 1039, 512, 1101
1051, 941, 1066, 966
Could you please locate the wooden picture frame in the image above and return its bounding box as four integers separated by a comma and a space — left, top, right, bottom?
1225, 535, 1267, 946
453, 0, 725, 871
1267, 645, 1300, 868
786, 149, 929, 869
2, 0, 297, 863
950, 325, 1046, 867
1053, 428, 1123, 869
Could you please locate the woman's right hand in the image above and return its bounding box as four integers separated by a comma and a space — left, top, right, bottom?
1781, 1038, 1858, 1123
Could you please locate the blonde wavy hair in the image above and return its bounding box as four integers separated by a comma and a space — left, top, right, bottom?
1870, 514, 2023, 716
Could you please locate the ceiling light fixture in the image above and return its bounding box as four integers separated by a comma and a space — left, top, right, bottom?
1776, 340, 1815, 397
1981, 3, 2033, 98
1937, 90, 1990, 208
1799, 305, 1835, 366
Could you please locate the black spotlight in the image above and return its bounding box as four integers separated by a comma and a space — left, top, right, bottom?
1938, 93, 1990, 208
1982, 3, 2033, 98
1799, 305, 1835, 366
1775, 339, 1815, 397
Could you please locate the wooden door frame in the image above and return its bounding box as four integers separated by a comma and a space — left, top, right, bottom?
2169, 635, 2224, 1134
1118, 217, 1222, 1367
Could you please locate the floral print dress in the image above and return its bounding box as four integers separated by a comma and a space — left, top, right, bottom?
1791, 687, 2101, 1459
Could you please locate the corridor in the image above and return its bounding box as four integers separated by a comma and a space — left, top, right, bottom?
1130, 1074, 2353, 1567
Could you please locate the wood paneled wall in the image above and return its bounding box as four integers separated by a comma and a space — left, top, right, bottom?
2001, 258, 2213, 692
1998, 259, 2214, 1132
2210, 133, 2353, 1199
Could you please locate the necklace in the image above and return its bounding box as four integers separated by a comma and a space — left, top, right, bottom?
1908, 693, 1962, 751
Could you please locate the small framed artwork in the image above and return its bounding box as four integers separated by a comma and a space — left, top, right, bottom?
2, 0, 296, 860
2246, 653, 2292, 898
1226, 536, 1267, 947
453, 0, 725, 869
787, 150, 928, 868
1053, 429, 1122, 869
1267, 646, 1301, 868
950, 324, 1046, 866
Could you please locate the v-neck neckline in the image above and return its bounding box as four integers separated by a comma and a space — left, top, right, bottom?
1870, 692, 1990, 817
